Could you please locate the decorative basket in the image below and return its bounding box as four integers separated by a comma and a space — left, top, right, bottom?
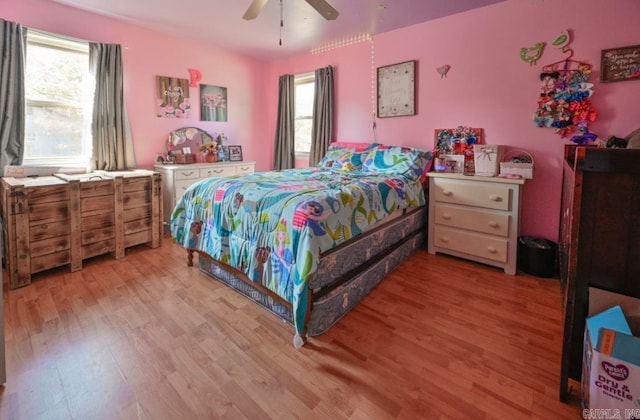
174, 153, 196, 164
500, 150, 534, 179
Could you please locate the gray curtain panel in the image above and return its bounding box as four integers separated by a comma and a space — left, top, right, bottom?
309, 65, 334, 167
273, 74, 295, 170
0, 19, 26, 176
89, 42, 136, 171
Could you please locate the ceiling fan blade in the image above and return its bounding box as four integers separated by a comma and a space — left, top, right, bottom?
305, 0, 339, 20
243, 0, 269, 20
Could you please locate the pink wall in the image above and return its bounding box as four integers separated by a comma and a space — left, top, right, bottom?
4, 0, 640, 241
269, 0, 640, 241
3, 0, 272, 172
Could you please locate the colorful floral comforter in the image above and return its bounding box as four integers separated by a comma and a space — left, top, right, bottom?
171, 167, 426, 340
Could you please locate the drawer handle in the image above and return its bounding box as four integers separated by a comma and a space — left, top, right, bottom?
181, 171, 195, 177
489, 195, 501, 202
487, 246, 497, 253
488, 221, 498, 228
440, 236, 449, 243
441, 213, 451, 220
209, 169, 223, 174
442, 190, 453, 196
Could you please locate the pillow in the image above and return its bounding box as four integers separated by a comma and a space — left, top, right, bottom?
361, 145, 433, 181
317, 144, 373, 170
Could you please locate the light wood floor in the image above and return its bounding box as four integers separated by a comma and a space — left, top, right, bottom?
1, 238, 582, 419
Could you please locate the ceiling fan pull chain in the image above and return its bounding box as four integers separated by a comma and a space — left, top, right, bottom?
279, 0, 284, 46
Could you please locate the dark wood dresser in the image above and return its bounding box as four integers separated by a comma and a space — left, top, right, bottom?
559, 145, 640, 401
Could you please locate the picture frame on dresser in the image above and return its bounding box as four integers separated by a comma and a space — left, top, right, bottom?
228, 145, 243, 161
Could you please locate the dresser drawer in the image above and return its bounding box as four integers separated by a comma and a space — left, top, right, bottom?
174, 169, 199, 180
433, 178, 511, 211
236, 164, 254, 175
433, 226, 508, 263
200, 166, 236, 178
175, 179, 199, 200
434, 204, 510, 237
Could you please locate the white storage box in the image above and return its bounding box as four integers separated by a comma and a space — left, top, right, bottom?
473, 145, 504, 176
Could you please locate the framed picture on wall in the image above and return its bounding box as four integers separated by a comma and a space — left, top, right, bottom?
600, 44, 640, 83
228, 145, 243, 161
377, 60, 416, 118
200, 84, 228, 121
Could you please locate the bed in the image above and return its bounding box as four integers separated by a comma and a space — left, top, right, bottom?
171, 143, 433, 347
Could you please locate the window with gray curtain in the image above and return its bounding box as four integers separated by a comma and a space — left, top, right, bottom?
0, 19, 26, 176
0, 22, 134, 173
90, 42, 136, 170
309, 65, 334, 166
273, 74, 295, 170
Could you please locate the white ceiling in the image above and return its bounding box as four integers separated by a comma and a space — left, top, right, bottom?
47, 0, 507, 59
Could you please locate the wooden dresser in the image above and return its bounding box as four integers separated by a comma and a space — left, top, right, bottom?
558, 145, 640, 401
1, 170, 162, 289
427, 172, 525, 275
0, 230, 5, 385
154, 161, 255, 223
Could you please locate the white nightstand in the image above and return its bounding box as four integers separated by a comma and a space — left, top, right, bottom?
427, 172, 526, 275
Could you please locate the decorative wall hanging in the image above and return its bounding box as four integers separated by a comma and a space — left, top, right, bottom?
436, 65, 451, 78
377, 60, 415, 118
551, 30, 571, 51
200, 84, 228, 122
600, 44, 640, 83
532, 48, 597, 138
433, 127, 484, 174
188, 68, 202, 87
156, 76, 191, 118
520, 42, 545, 65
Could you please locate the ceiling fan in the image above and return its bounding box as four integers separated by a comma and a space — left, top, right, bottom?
243, 0, 339, 21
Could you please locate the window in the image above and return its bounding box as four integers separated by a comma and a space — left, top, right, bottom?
294, 73, 315, 155
24, 31, 93, 167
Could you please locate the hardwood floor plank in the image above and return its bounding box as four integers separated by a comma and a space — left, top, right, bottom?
1, 238, 583, 419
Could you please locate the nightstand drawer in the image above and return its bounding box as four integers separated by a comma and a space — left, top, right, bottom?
200, 166, 236, 178
175, 169, 199, 180
433, 226, 508, 263
434, 204, 509, 237
433, 178, 511, 211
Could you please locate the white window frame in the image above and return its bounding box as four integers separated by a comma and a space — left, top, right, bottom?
294, 72, 315, 157
23, 31, 93, 169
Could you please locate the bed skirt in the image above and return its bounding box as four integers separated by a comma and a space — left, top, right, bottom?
197, 206, 426, 336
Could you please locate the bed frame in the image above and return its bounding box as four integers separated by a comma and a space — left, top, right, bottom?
186, 205, 427, 339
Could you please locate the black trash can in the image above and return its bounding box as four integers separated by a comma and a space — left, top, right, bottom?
518, 236, 558, 278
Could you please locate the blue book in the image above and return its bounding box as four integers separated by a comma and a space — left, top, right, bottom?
586, 305, 632, 348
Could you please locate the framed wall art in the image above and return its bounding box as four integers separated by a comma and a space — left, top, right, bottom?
377, 60, 416, 118
228, 145, 243, 161
600, 45, 640, 83
200, 84, 228, 121
156, 76, 191, 118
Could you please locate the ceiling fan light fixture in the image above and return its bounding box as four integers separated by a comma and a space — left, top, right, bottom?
305, 0, 339, 20
242, 0, 269, 20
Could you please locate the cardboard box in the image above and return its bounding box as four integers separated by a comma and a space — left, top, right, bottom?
582, 288, 640, 411
473, 145, 504, 176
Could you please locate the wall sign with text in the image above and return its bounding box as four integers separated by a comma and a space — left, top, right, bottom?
600, 45, 640, 83
377, 60, 416, 118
